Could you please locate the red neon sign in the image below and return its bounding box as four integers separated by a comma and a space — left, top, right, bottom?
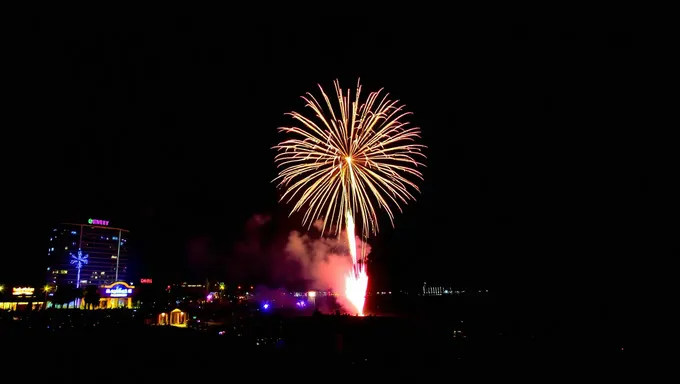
140, 278, 152, 284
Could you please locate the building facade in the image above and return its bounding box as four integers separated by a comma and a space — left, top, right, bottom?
0, 286, 45, 311
98, 281, 136, 308
47, 218, 130, 288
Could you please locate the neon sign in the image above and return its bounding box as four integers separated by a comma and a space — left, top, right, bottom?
70, 248, 88, 289
12, 287, 35, 296
102, 282, 134, 297
106, 286, 133, 297
88, 218, 109, 226
140, 278, 152, 284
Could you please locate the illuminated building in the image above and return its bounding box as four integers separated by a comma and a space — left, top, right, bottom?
169, 280, 226, 300
0, 286, 44, 310
0, 282, 138, 310
46, 218, 131, 288
421, 282, 487, 296
97, 281, 136, 309
157, 309, 188, 327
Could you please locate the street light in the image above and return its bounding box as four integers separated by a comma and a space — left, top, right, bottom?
43, 285, 51, 309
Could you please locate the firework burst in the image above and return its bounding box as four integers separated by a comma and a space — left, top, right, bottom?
273, 79, 426, 314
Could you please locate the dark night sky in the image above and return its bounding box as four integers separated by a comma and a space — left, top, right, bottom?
3, 16, 673, 301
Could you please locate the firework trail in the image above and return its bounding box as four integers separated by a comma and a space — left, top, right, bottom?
344, 212, 367, 314
273, 79, 426, 315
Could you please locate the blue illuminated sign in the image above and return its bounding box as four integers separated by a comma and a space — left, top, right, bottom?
104, 282, 134, 297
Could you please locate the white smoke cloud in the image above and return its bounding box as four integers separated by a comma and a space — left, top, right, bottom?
233, 215, 371, 312
284, 219, 371, 312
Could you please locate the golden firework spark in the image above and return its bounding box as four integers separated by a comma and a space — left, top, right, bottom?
273, 79, 426, 239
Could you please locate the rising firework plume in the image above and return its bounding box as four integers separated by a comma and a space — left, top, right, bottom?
273, 79, 426, 315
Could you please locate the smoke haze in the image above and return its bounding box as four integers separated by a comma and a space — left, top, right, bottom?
284, 219, 371, 311
230, 215, 371, 312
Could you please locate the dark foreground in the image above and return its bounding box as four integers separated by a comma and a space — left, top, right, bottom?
4, 313, 629, 380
